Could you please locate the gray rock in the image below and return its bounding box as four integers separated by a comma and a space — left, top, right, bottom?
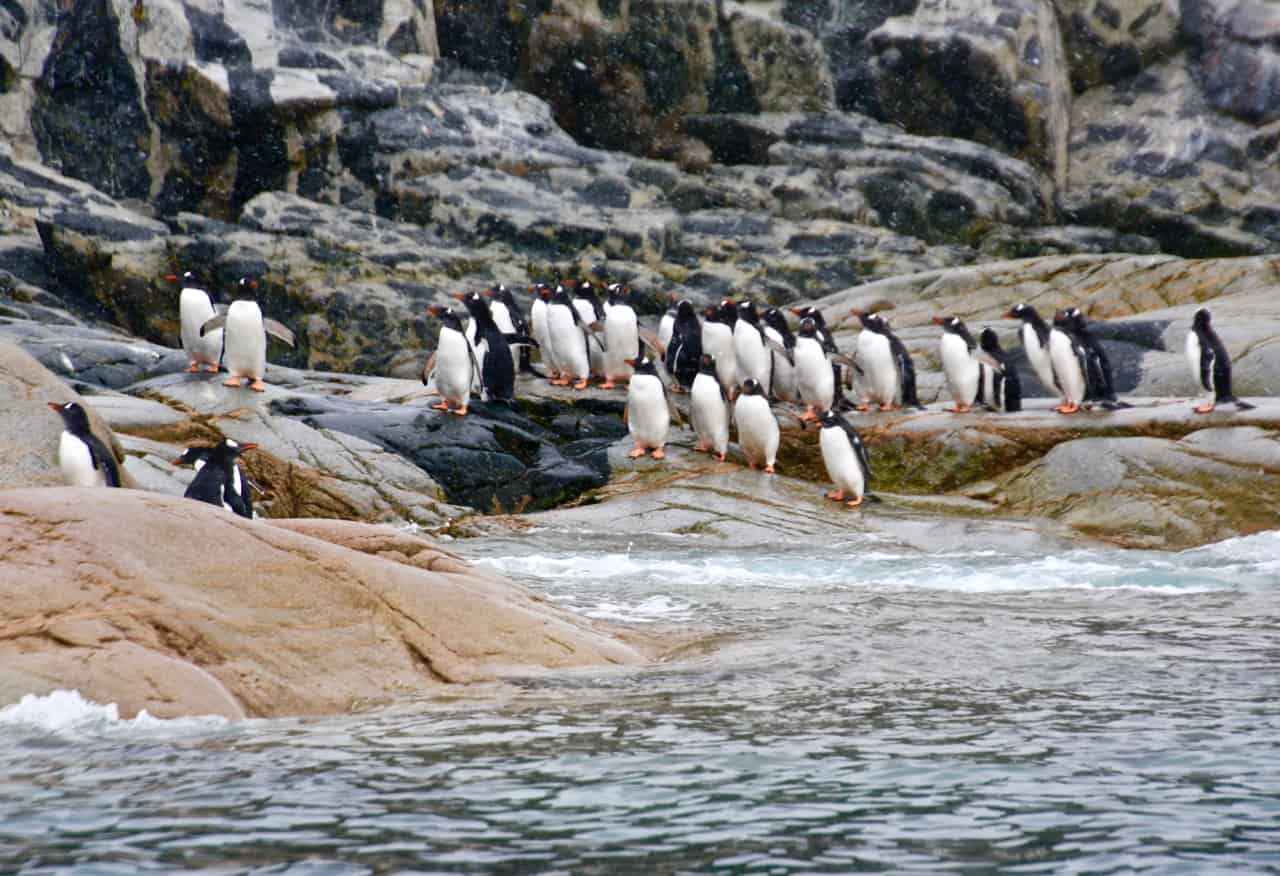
1053, 0, 1179, 92
1183, 0, 1280, 124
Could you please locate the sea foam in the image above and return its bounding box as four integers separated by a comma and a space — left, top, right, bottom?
0, 690, 228, 737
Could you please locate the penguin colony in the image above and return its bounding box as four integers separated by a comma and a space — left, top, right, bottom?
49, 275, 1260, 516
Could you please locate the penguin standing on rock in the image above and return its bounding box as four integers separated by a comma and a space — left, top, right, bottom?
658, 293, 678, 351
976, 328, 1023, 413
199, 278, 295, 392
794, 317, 835, 422
545, 284, 591, 389
702, 299, 739, 396
1048, 308, 1090, 414
170, 271, 222, 373
761, 307, 798, 402
1004, 303, 1055, 395
47, 401, 121, 488
690, 354, 729, 461
183, 438, 257, 517
424, 305, 480, 415
602, 283, 639, 389
175, 441, 255, 519
1063, 307, 1128, 410
573, 281, 608, 382
486, 285, 542, 377
624, 354, 670, 459
818, 408, 872, 507
664, 299, 703, 392
933, 316, 983, 413
733, 300, 772, 396
455, 290, 534, 404
734, 378, 780, 473
529, 283, 555, 379
851, 310, 923, 411
1187, 307, 1254, 413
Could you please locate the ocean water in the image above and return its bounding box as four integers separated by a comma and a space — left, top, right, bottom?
3, 528, 1280, 874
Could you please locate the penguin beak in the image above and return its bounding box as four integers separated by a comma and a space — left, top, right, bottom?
850, 308, 863, 317
931, 316, 946, 325
1001, 310, 1015, 319
46, 402, 62, 412
164, 274, 178, 281
789, 308, 803, 316
450, 293, 466, 302
425, 305, 445, 317
240, 443, 258, 452
482, 289, 494, 297
624, 357, 640, 367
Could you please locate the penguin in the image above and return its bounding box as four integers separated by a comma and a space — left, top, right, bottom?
761, 307, 798, 402
425, 305, 481, 414
976, 327, 1023, 413
794, 317, 835, 421
1048, 308, 1089, 414
933, 315, 983, 413
791, 305, 847, 401
1004, 303, 1056, 395
486, 285, 542, 378
455, 290, 534, 404
47, 401, 121, 488
545, 284, 591, 389
170, 271, 222, 373
818, 408, 872, 508
733, 378, 780, 473
851, 310, 923, 411
664, 299, 703, 392
572, 281, 608, 381
690, 354, 730, 461
733, 300, 772, 396
702, 299, 739, 396
602, 283, 639, 389
199, 279, 295, 392
183, 438, 257, 517
624, 354, 670, 459
174, 441, 254, 519
529, 283, 555, 379
1187, 307, 1254, 413
1064, 307, 1128, 410
657, 294, 678, 351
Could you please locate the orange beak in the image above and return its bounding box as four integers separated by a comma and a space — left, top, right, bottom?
931, 316, 946, 325
450, 293, 466, 302
240, 443, 257, 452
1001, 310, 1015, 319
426, 305, 445, 316
624, 357, 640, 367
850, 309, 864, 317
164, 274, 178, 281
46, 402, 62, 412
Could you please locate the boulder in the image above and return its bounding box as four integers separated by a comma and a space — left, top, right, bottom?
0, 488, 660, 719
1052, 0, 1179, 92
1183, 0, 1280, 124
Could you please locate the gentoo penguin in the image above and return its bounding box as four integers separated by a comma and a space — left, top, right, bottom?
456, 290, 533, 404
702, 299, 739, 396
529, 283, 555, 379
733, 300, 772, 396
572, 281, 608, 381
47, 401, 121, 488
425, 305, 480, 414
690, 354, 729, 461
976, 328, 1023, 413
624, 354, 670, 459
818, 408, 872, 507
933, 316, 983, 413
1063, 307, 1128, 410
657, 294, 678, 351
170, 271, 222, 373
794, 317, 835, 421
1187, 308, 1254, 413
175, 440, 254, 518
1048, 308, 1089, 414
183, 438, 257, 517
486, 285, 542, 377
545, 284, 591, 389
734, 378, 779, 473
851, 310, 923, 411
199, 279, 294, 392
1004, 303, 1056, 395
664, 299, 703, 392
602, 283, 639, 388
761, 307, 798, 402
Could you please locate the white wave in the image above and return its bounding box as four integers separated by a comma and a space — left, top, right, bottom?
0, 690, 228, 737
1183, 530, 1280, 567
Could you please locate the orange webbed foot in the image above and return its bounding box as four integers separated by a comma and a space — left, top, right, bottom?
846, 496, 863, 508
854, 404, 870, 412
430, 401, 450, 412
651, 448, 665, 459
573, 379, 589, 390
187, 362, 201, 373
799, 409, 818, 422
713, 452, 726, 462
1193, 403, 1215, 414
203, 364, 220, 373
249, 380, 267, 392
1055, 403, 1080, 414
600, 381, 616, 390
825, 490, 845, 502
945, 404, 971, 413
222, 376, 241, 388
627, 447, 646, 459
879, 404, 899, 412
764, 464, 776, 474
452, 406, 468, 416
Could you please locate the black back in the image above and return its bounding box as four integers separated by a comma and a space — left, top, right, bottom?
51, 401, 122, 487
1066, 309, 1119, 403
818, 408, 872, 486
1192, 308, 1236, 401
979, 328, 1022, 412
183, 439, 252, 517
861, 315, 922, 410
462, 291, 518, 402
666, 300, 703, 388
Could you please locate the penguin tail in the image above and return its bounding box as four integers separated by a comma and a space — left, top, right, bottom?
1233, 399, 1256, 410
520, 362, 548, 379
1100, 400, 1132, 410
864, 493, 884, 504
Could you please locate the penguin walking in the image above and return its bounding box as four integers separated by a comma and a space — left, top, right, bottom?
199, 279, 295, 392
851, 310, 923, 411
529, 283, 555, 380
183, 438, 257, 517
175, 440, 255, 519
1064, 307, 1128, 410
761, 307, 798, 402
933, 316, 983, 413
170, 271, 222, 373
734, 378, 779, 473
733, 301, 772, 396
545, 284, 591, 389
1048, 308, 1089, 414
664, 299, 703, 392
47, 401, 121, 488
572, 281, 608, 382
794, 317, 835, 421
976, 328, 1022, 413
702, 299, 739, 397
487, 285, 542, 378
1004, 303, 1056, 395
1187, 307, 1255, 413
425, 305, 480, 414
625, 354, 670, 459
690, 354, 730, 461
602, 283, 639, 389
818, 408, 872, 507
456, 290, 534, 404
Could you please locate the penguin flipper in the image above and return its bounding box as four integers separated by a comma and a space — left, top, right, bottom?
504, 333, 540, 348
200, 314, 227, 338
638, 328, 667, 357
1235, 399, 1256, 410
90, 437, 123, 488
1200, 342, 1216, 394
764, 335, 795, 367
224, 485, 251, 519
840, 420, 873, 487
263, 319, 296, 347
421, 350, 437, 386
891, 338, 922, 408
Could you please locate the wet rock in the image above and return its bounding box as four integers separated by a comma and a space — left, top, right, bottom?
1054, 0, 1179, 92
1183, 0, 1280, 124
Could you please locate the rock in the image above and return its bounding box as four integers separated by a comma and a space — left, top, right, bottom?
1183, 0, 1280, 124
1054, 0, 1179, 92
722, 3, 837, 113
0, 487, 661, 719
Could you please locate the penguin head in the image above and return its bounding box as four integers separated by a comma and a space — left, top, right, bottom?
172, 446, 211, 467
737, 300, 759, 323
761, 307, 791, 335
234, 277, 258, 300
47, 401, 91, 434
574, 280, 600, 305
717, 299, 738, 325
606, 282, 630, 306
852, 310, 887, 333
675, 299, 698, 322
425, 305, 466, 332
1004, 303, 1037, 322
797, 317, 819, 339
550, 284, 573, 305
208, 437, 257, 463
1192, 307, 1212, 331
933, 315, 976, 346
1052, 308, 1071, 328
817, 408, 842, 429
625, 354, 659, 376
739, 378, 765, 397
451, 291, 491, 322
979, 327, 1002, 354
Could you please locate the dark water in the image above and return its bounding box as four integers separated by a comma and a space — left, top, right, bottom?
4, 528, 1280, 874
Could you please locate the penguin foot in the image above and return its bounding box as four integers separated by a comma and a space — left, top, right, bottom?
627, 447, 646, 459
452, 405, 468, 416
764, 464, 776, 474
878, 404, 899, 412
799, 409, 818, 422
222, 376, 242, 388
430, 401, 451, 412
651, 448, 666, 460
1055, 403, 1081, 414
713, 453, 726, 462
693, 442, 708, 453
600, 381, 616, 390
854, 404, 870, 412
187, 362, 201, 373
825, 490, 845, 502
944, 404, 971, 413
1193, 402, 1216, 414
671, 386, 688, 394
249, 380, 267, 392
204, 364, 220, 373
550, 377, 570, 386
1236, 400, 1256, 411
845, 496, 863, 508
572, 379, 589, 390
